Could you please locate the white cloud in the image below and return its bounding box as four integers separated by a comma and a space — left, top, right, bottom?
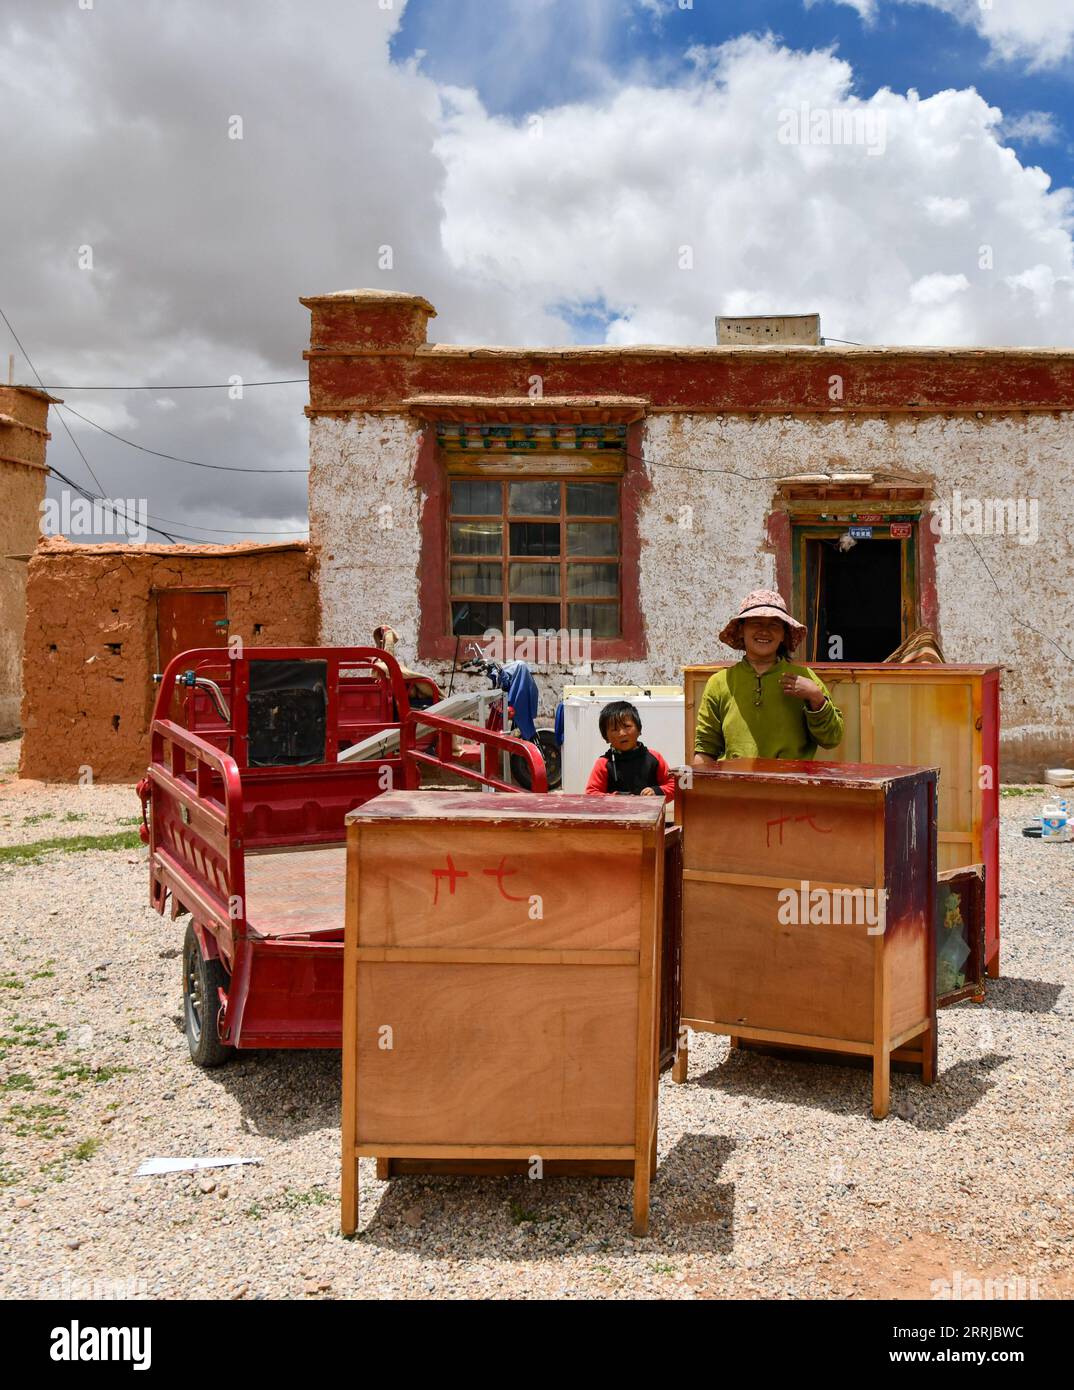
1001, 111, 1061, 144
3, 6, 1074, 539
822, 1, 1074, 69
440, 35, 1074, 349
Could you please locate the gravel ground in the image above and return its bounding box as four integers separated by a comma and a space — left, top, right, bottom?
1, 736, 1071, 1301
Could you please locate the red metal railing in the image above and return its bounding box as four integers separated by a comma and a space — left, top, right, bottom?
400, 710, 547, 794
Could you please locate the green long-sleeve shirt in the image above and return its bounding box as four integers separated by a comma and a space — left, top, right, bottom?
693, 658, 845, 761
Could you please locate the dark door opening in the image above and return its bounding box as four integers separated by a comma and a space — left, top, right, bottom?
806, 538, 903, 662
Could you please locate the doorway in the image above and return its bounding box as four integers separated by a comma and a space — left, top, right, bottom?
793, 523, 917, 663
154, 590, 230, 722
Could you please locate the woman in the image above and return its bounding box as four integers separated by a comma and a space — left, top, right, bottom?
692, 589, 844, 765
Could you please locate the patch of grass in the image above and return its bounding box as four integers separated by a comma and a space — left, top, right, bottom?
280, 1187, 331, 1211
71, 1137, 102, 1161
1000, 786, 1045, 797
7, 1101, 67, 1138
0, 974, 24, 990
30, 968, 55, 980
245, 1202, 266, 1220
648, 1261, 677, 1275
50, 1063, 134, 1086
508, 1199, 552, 1226
61, 812, 88, 823
21, 813, 55, 826
0, 1161, 21, 1187
0, 1021, 67, 1055
2, 1073, 34, 1092
0, 830, 143, 866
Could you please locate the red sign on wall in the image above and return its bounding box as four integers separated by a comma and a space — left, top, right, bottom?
890, 522, 913, 539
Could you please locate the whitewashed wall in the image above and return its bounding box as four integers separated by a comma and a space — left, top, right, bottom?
311, 410, 1074, 776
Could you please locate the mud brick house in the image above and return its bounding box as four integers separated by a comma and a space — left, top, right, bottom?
19, 539, 316, 781
303, 288, 1074, 779
0, 384, 58, 736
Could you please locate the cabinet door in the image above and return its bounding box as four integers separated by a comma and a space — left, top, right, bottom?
936, 864, 986, 1007
869, 679, 974, 873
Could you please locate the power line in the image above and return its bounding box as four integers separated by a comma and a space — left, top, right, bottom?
58, 403, 309, 474
45, 378, 307, 390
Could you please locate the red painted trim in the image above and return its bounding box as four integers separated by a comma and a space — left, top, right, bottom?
416, 421, 648, 662
306, 344, 1074, 415
767, 510, 793, 603
917, 513, 940, 634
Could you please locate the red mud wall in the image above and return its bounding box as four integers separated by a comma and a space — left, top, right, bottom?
19, 539, 316, 782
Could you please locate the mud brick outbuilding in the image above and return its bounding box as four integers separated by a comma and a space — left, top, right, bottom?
302, 289, 1074, 780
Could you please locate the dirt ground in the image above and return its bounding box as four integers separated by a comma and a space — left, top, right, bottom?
1, 734, 1071, 1301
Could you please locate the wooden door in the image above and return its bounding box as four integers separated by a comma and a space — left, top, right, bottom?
155, 590, 229, 722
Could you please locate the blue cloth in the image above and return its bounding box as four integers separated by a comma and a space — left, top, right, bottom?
499, 660, 538, 741
554, 700, 565, 747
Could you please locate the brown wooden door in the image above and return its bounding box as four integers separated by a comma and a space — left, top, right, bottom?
155, 590, 229, 722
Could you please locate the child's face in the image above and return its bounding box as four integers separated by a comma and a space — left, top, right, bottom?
607, 717, 640, 752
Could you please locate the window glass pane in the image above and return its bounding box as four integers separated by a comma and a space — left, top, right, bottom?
451, 562, 502, 596
510, 602, 561, 631
569, 602, 620, 638
450, 479, 502, 515
509, 562, 560, 596
567, 481, 618, 516
451, 521, 502, 556
567, 522, 618, 557
567, 563, 618, 597
509, 480, 559, 515
452, 601, 501, 635
510, 521, 560, 556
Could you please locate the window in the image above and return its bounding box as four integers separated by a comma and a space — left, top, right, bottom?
448, 477, 620, 638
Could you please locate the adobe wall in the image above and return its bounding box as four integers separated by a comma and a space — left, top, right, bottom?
19, 539, 316, 782
0, 386, 54, 736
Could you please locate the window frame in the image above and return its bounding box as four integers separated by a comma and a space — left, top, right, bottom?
415, 419, 648, 663
447, 476, 623, 640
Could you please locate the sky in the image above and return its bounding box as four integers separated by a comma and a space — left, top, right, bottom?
1, 0, 1072, 543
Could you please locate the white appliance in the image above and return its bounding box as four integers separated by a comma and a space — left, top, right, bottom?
560, 685, 685, 794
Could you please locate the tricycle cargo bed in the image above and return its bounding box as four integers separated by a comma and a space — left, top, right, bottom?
244, 846, 346, 940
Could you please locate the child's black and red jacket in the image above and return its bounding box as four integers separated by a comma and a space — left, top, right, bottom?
584, 742, 676, 801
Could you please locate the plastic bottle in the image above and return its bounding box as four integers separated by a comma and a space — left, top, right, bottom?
1041, 799, 1069, 844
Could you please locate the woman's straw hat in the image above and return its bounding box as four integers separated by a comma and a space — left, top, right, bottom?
719, 589, 806, 652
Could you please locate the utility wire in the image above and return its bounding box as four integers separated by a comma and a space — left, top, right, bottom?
45, 378, 307, 390
58, 403, 309, 474
1, 304, 181, 541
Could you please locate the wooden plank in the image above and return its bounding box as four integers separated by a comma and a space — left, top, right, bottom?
354, 947, 639, 966
356, 1144, 636, 1160
632, 829, 659, 1236
683, 868, 877, 893
378, 1157, 635, 1177
355, 963, 638, 1145
681, 1019, 875, 1055
340, 823, 361, 1236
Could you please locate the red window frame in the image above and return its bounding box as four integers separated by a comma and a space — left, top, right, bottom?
416, 420, 648, 662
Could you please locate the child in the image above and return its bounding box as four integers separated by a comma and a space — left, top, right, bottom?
584, 700, 676, 801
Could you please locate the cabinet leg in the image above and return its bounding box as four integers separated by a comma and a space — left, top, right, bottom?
672, 1038, 688, 1084
341, 1156, 359, 1235
728, 1035, 740, 1050
986, 950, 999, 980
375, 1157, 392, 1181
632, 1153, 651, 1237
872, 1051, 890, 1120
921, 1036, 935, 1086
649, 1123, 658, 1180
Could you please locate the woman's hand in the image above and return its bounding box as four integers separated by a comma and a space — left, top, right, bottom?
780, 673, 826, 710
639, 786, 656, 797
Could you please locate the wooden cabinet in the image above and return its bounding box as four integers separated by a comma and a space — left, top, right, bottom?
684, 663, 1001, 975
675, 760, 937, 1118
341, 791, 668, 1235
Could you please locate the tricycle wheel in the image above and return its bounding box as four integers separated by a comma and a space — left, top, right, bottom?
182, 924, 233, 1068
511, 728, 562, 791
